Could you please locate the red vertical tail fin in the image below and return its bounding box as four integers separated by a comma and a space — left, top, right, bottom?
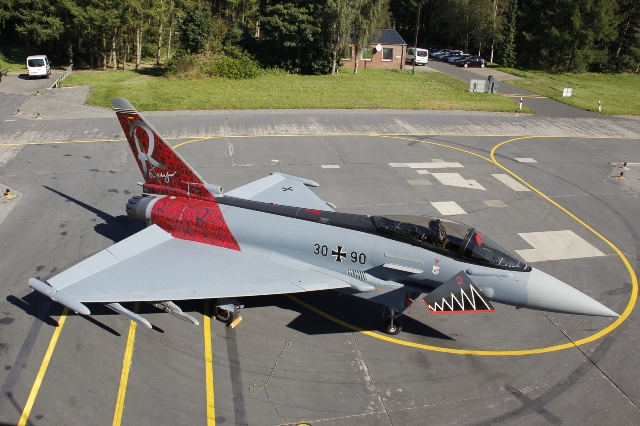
112, 98, 215, 200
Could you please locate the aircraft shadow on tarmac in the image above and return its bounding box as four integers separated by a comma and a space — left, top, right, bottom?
43, 186, 145, 243
9, 291, 454, 340
134, 294, 453, 340
243, 293, 454, 341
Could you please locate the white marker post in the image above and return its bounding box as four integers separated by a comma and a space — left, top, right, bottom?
598, 100, 602, 112
519, 97, 523, 110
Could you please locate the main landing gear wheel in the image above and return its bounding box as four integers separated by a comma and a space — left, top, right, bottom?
384, 318, 402, 335
214, 306, 233, 324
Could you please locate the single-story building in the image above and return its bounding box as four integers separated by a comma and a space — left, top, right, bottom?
342, 29, 407, 70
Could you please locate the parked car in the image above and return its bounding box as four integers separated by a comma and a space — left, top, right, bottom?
433, 50, 450, 60
406, 47, 429, 65
447, 53, 470, 64
437, 50, 462, 60
457, 57, 487, 68
26, 55, 51, 79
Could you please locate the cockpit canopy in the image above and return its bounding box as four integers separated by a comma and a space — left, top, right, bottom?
372, 215, 529, 270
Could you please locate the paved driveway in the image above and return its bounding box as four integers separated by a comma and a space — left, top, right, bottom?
427, 61, 600, 118
0, 73, 62, 96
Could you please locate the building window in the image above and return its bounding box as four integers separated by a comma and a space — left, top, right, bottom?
382, 47, 393, 61
361, 48, 373, 60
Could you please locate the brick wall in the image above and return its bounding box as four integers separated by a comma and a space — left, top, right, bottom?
341, 44, 406, 70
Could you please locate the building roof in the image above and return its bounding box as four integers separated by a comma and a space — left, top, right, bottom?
376, 29, 406, 45
349, 29, 407, 45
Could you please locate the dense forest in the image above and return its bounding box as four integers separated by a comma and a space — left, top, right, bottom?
0, 0, 638, 74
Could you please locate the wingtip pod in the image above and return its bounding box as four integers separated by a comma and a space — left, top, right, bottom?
28, 278, 91, 315
525, 268, 619, 317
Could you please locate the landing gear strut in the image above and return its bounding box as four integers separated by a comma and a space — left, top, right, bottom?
214, 299, 243, 328
383, 308, 402, 335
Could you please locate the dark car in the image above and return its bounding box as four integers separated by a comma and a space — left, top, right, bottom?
437, 50, 462, 60
447, 53, 470, 64
457, 57, 487, 68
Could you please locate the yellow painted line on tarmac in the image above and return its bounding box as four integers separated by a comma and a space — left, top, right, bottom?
112, 302, 140, 426
18, 307, 69, 426
285, 134, 639, 356
379, 135, 492, 162
203, 300, 216, 426
490, 136, 638, 349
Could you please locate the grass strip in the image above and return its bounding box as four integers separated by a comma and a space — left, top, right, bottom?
495, 68, 640, 116
62, 68, 527, 112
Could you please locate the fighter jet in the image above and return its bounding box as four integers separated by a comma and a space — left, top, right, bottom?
28, 98, 618, 335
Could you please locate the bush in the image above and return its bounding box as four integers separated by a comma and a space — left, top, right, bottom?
206, 56, 261, 79
165, 53, 201, 78
165, 52, 262, 79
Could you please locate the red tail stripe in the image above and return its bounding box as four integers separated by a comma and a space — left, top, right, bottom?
151, 197, 240, 251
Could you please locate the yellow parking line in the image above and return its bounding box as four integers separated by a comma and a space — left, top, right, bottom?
490, 137, 638, 347
112, 302, 140, 426
203, 300, 216, 426
18, 307, 69, 426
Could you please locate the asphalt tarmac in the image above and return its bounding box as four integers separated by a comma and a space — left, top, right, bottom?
0, 78, 639, 426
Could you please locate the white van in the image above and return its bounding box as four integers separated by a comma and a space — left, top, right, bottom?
26, 55, 51, 79
406, 47, 429, 66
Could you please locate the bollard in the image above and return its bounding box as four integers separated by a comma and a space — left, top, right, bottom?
519, 97, 523, 110
598, 100, 602, 112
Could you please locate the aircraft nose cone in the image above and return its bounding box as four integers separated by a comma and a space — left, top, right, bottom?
525, 268, 618, 317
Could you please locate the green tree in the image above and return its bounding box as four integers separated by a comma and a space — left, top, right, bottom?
469, 0, 492, 56
352, 0, 389, 74
260, 1, 326, 73
500, 0, 516, 67
487, 0, 507, 62
178, 3, 215, 54
325, 0, 355, 75
518, 0, 618, 71
13, 0, 64, 45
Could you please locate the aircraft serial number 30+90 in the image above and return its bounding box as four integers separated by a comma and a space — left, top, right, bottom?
313, 244, 367, 264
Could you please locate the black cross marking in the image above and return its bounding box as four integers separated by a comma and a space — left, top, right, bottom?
332, 246, 346, 262
282, 187, 293, 192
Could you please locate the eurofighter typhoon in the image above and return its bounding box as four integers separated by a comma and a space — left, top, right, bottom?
28, 99, 618, 335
